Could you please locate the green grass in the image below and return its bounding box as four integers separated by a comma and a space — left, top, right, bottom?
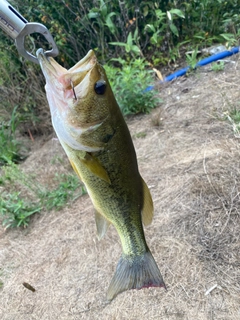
210, 61, 225, 72
133, 131, 147, 139
225, 108, 240, 135
0, 192, 41, 229
0, 106, 25, 165
229, 109, 240, 123
186, 47, 200, 70
0, 163, 86, 229
0, 125, 21, 165
38, 173, 86, 211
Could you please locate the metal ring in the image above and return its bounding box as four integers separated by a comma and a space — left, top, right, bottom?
15, 22, 59, 64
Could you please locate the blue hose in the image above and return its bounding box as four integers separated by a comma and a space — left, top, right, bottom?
145, 46, 240, 92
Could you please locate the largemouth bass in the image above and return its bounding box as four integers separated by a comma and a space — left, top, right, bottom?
37, 49, 165, 300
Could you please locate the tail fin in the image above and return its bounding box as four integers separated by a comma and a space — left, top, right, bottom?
107, 250, 166, 301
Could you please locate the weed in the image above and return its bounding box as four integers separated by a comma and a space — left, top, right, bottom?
39, 173, 86, 211
0, 106, 24, 165
225, 109, 240, 137
210, 61, 225, 72
220, 32, 239, 47
1, 161, 41, 195
87, 0, 120, 60
0, 192, 41, 229
186, 47, 200, 70
109, 29, 142, 58
144, 8, 184, 46
230, 109, 240, 123
104, 58, 162, 115
133, 132, 147, 139
0, 163, 86, 229
0, 126, 21, 165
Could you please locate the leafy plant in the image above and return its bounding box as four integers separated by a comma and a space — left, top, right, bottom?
144, 8, 185, 46
0, 106, 25, 165
0, 161, 41, 194
220, 33, 239, 47
105, 58, 162, 115
109, 29, 142, 57
0, 162, 86, 228
133, 131, 147, 139
226, 109, 240, 136
39, 173, 86, 211
0, 192, 41, 229
186, 47, 200, 70
210, 61, 225, 72
230, 109, 240, 123
87, 0, 120, 59
0, 126, 21, 165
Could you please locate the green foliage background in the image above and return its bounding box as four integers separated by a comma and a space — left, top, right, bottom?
0, 0, 239, 124
7, 0, 239, 65
0, 0, 239, 138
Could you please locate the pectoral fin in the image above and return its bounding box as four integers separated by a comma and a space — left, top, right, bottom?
69, 158, 83, 181
80, 152, 111, 184
141, 178, 154, 226
95, 210, 110, 240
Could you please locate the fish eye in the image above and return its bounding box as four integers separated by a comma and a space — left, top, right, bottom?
94, 80, 106, 95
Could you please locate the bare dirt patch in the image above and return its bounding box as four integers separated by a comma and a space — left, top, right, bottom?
1, 56, 240, 319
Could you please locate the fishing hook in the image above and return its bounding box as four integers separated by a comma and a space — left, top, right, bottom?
70, 80, 77, 100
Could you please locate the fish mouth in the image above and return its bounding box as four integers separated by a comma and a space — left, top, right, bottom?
37, 49, 97, 96
37, 48, 66, 79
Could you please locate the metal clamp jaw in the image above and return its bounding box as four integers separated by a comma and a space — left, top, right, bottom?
15, 22, 59, 64
0, 0, 58, 63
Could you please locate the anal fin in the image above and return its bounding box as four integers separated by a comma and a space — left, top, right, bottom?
95, 210, 110, 240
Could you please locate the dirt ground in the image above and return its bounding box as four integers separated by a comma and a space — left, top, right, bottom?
1, 55, 240, 320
